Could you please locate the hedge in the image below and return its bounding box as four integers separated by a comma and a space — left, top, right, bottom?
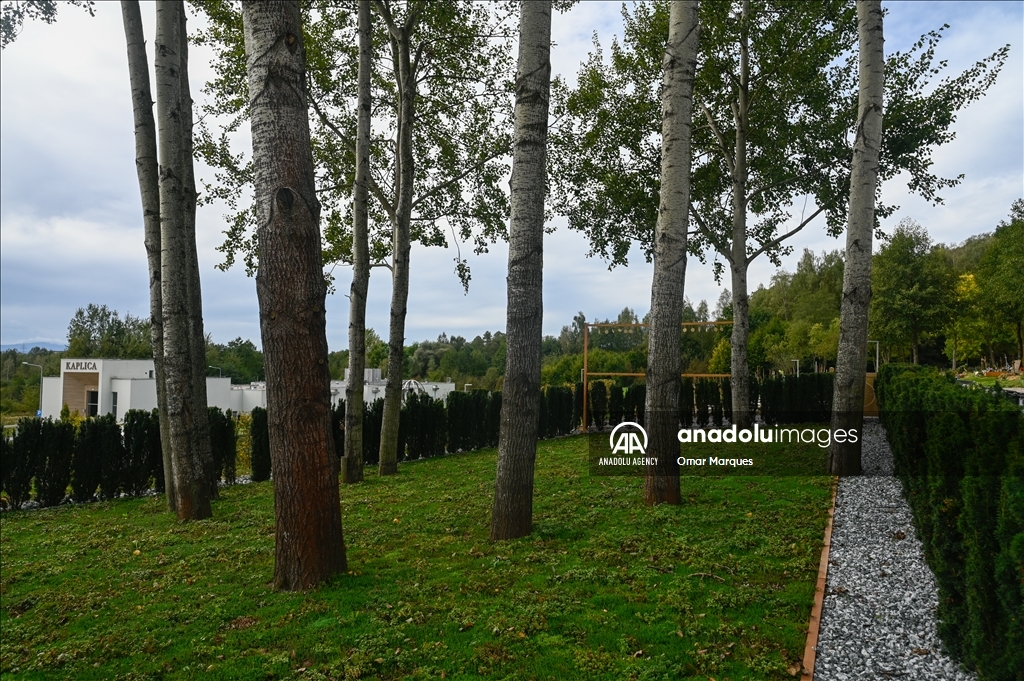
877, 364, 1023, 680
758, 372, 834, 424
249, 407, 272, 482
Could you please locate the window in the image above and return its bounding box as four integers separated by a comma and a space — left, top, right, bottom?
86, 391, 99, 417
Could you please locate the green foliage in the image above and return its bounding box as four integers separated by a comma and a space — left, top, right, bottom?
67, 304, 152, 360
249, 407, 271, 483
205, 338, 264, 384
607, 385, 624, 428
0, 0, 94, 49
208, 408, 238, 486
1, 346, 62, 417
877, 365, 1024, 679
589, 382, 608, 430
96, 415, 125, 500
679, 378, 694, 428
123, 410, 159, 497
35, 419, 75, 507
5, 417, 40, 508
758, 374, 834, 425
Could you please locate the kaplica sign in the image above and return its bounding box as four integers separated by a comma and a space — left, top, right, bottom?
64, 360, 98, 371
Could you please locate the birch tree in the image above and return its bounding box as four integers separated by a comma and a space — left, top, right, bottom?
342, 0, 372, 484
242, 0, 347, 590
155, 0, 213, 520
829, 0, 883, 476
490, 0, 552, 542
120, 0, 175, 511
644, 0, 699, 507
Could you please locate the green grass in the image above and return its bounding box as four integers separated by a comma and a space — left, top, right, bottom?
1, 435, 832, 680
958, 374, 1024, 389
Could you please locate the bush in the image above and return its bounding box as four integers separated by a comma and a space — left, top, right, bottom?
608, 385, 624, 427
250, 406, 271, 482
331, 399, 345, 459
35, 419, 76, 507
97, 414, 125, 500
6, 417, 41, 508
626, 384, 646, 426
590, 381, 608, 430
147, 409, 166, 493
679, 378, 694, 427
208, 407, 238, 486
721, 378, 732, 423
123, 410, 157, 496
363, 398, 384, 465
878, 365, 1024, 680
572, 382, 584, 432
71, 417, 103, 503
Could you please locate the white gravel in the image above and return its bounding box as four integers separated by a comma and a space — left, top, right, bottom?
813, 419, 975, 680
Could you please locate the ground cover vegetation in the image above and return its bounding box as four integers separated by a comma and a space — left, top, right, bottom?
876, 364, 1024, 681
1, 435, 833, 679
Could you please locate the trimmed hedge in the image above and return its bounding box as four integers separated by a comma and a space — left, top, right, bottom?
877, 364, 1023, 680
759, 373, 834, 424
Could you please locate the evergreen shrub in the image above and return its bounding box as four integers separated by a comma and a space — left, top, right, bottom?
250, 406, 271, 481
6, 417, 41, 508
71, 417, 102, 502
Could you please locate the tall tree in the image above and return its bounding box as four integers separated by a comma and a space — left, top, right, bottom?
978, 202, 1024, 363
870, 220, 954, 365
343, 0, 372, 484
490, 0, 552, 541
828, 0, 883, 477
550, 1, 1007, 429
643, 0, 699, 507
155, 0, 213, 520
194, 1, 513, 475
121, 0, 175, 511
241, 0, 347, 589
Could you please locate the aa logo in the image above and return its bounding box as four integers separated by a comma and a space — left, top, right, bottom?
609, 422, 648, 455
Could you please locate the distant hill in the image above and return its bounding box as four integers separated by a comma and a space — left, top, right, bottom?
0, 342, 67, 352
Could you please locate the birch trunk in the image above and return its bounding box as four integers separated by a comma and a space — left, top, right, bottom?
156, 0, 211, 520
242, 0, 347, 590
378, 13, 416, 477
177, 4, 216, 500
829, 0, 883, 476
643, 0, 699, 507
343, 0, 372, 484
729, 0, 752, 431
490, 0, 552, 540
120, 0, 175, 512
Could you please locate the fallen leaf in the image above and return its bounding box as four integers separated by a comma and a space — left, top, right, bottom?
787, 662, 802, 676
133, 549, 141, 556
912, 648, 929, 655
632, 650, 644, 658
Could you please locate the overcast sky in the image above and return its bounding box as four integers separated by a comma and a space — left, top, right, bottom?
1, 1, 1020, 351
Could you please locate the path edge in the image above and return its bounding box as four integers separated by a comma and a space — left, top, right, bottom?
802, 476, 838, 679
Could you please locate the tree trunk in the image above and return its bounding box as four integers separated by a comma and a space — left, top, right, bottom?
490, 0, 552, 541
242, 0, 347, 590
729, 0, 752, 431
643, 0, 699, 507
155, 0, 211, 520
176, 4, 216, 500
378, 18, 416, 477
342, 0, 372, 485
829, 0, 883, 476
120, 0, 175, 512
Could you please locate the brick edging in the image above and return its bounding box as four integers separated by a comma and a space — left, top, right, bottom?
802, 476, 838, 679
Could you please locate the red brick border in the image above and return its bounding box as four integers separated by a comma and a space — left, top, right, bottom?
802, 477, 838, 678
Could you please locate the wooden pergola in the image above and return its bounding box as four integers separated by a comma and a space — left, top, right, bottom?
581, 320, 734, 429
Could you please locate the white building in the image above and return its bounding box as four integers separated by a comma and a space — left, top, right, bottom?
41, 359, 456, 422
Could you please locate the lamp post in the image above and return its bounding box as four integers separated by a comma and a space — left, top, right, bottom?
22, 362, 43, 417
868, 341, 880, 373
208, 365, 222, 377
792, 359, 800, 377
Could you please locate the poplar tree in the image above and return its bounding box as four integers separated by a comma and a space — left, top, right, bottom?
241, 0, 347, 589
644, 0, 699, 506
491, 0, 552, 542
829, 0, 883, 476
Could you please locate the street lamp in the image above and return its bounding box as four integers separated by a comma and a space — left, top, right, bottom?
208, 365, 222, 377
22, 362, 43, 417
792, 359, 800, 377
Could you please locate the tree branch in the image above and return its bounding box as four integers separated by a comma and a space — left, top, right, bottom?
699, 99, 734, 175
745, 205, 826, 265
689, 206, 733, 264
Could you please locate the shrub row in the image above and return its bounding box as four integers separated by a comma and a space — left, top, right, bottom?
759, 372, 834, 424
0, 408, 238, 509
877, 364, 1023, 680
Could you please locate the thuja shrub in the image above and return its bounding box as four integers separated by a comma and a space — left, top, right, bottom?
878, 365, 1024, 680
330, 400, 345, 459
709, 379, 723, 427
572, 382, 584, 431
208, 407, 238, 486
97, 414, 126, 500
5, 417, 42, 508
627, 384, 646, 426
35, 419, 75, 507
363, 398, 384, 465
249, 406, 271, 482
123, 409, 156, 497
721, 378, 732, 423
679, 378, 694, 427
147, 409, 166, 493
590, 381, 608, 430
608, 385, 625, 427
694, 379, 711, 427
484, 391, 501, 447
71, 417, 102, 502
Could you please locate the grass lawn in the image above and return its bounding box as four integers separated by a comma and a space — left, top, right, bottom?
1, 434, 832, 680
958, 374, 1024, 389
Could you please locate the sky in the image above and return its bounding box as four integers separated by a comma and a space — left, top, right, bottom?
1, 1, 1021, 352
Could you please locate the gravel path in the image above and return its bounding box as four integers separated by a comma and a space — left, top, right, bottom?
813, 419, 975, 680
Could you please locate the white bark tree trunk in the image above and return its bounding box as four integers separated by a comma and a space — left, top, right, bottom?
377, 4, 417, 476
155, 0, 211, 520
643, 0, 699, 507
829, 0, 883, 476
120, 0, 175, 512
490, 0, 552, 541
242, 0, 347, 589
343, 0, 372, 484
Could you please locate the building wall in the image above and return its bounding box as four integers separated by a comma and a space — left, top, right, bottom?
41, 377, 62, 417
61, 371, 98, 416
